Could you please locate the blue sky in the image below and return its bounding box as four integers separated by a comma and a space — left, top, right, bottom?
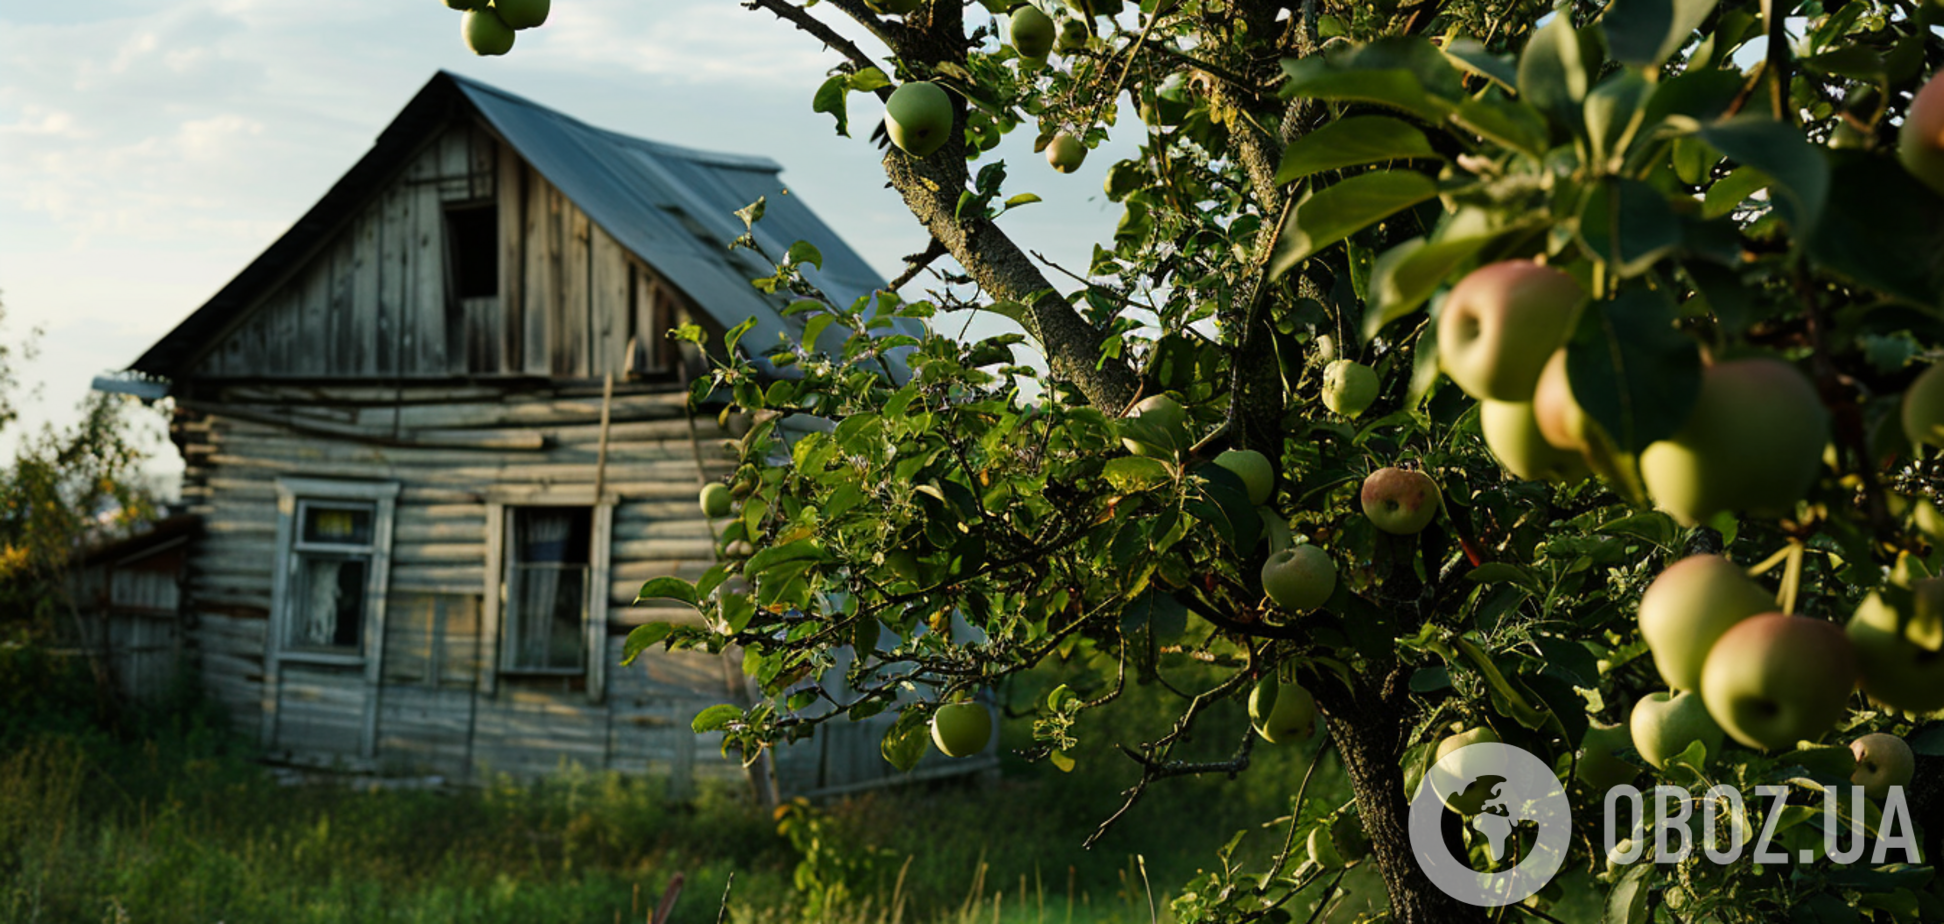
0, 0, 1137, 485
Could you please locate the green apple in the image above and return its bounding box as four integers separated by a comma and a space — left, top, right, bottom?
1480, 398, 1589, 482
1848, 578, 1944, 713
1046, 132, 1086, 173
494, 0, 550, 29
699, 483, 733, 518
1630, 690, 1724, 769
1902, 363, 1944, 449
1260, 544, 1336, 612
885, 81, 954, 157
1849, 733, 1916, 801
1433, 726, 1504, 813
1120, 394, 1189, 457
1055, 17, 1090, 54
463, 8, 516, 55
1530, 349, 1593, 453
1009, 5, 1055, 58
1248, 675, 1318, 744
1436, 261, 1585, 402
932, 702, 993, 757
1637, 554, 1773, 692
1321, 360, 1379, 418
1577, 721, 1639, 791
1898, 71, 1944, 195
1213, 449, 1274, 505
1640, 358, 1829, 526
1359, 467, 1440, 535
1700, 614, 1858, 751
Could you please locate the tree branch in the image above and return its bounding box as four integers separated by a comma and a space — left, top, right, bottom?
741, 0, 890, 89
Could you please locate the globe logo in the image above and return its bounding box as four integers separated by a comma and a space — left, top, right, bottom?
1407, 741, 1572, 907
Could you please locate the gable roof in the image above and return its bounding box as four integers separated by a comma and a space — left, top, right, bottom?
129, 71, 891, 381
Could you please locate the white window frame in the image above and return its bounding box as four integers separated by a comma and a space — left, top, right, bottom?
480, 487, 612, 704
263, 477, 400, 754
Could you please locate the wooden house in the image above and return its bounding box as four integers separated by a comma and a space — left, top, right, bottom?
104, 72, 995, 795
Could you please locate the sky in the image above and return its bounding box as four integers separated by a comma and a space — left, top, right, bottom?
0, 0, 1139, 492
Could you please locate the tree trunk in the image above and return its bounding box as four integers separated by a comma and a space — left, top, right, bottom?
1322, 672, 1491, 924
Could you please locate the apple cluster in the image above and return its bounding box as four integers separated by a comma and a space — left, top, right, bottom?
447, 0, 551, 56
1618, 552, 1929, 797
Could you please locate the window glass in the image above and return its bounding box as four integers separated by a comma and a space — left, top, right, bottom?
301, 504, 373, 546
293, 555, 368, 650
505, 507, 591, 672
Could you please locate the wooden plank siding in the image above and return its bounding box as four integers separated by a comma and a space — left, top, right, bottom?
176, 380, 744, 787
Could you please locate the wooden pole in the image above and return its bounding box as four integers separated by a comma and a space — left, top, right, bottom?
593, 371, 614, 502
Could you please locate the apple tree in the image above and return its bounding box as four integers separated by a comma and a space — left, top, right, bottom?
440, 0, 1944, 919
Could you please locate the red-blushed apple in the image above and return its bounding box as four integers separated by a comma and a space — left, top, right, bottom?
931, 702, 992, 757
1902, 363, 1944, 449
1899, 71, 1944, 195
1008, 5, 1055, 59
1436, 261, 1584, 402
1700, 614, 1858, 751
1261, 543, 1336, 612
1640, 358, 1828, 526
1531, 349, 1594, 452
1577, 721, 1639, 791
699, 483, 733, 518
463, 8, 516, 55
1248, 675, 1318, 744
1637, 554, 1773, 692
1480, 398, 1589, 482
1213, 449, 1274, 505
1630, 690, 1724, 769
885, 81, 954, 157
1120, 394, 1190, 458
1848, 578, 1944, 713
1322, 360, 1379, 418
1849, 733, 1916, 801
1360, 467, 1440, 534
494, 0, 550, 29
1047, 132, 1086, 173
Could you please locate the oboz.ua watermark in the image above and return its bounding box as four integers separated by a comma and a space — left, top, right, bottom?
1408, 742, 1926, 908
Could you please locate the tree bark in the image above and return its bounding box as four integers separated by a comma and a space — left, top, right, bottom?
1321, 670, 1491, 924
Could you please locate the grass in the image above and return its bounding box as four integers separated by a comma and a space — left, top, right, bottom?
0, 641, 1395, 924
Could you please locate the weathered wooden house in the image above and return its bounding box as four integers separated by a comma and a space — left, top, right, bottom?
103, 72, 994, 795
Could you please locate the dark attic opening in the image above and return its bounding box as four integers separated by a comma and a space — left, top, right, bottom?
444, 203, 498, 299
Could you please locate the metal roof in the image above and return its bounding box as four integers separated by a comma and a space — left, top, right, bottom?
129, 71, 896, 381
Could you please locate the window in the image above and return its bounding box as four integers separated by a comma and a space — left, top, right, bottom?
445, 204, 498, 299
503, 507, 592, 672
270, 479, 398, 665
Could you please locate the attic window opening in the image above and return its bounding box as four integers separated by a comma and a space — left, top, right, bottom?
445, 204, 498, 299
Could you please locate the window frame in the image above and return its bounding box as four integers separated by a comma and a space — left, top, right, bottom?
263, 477, 400, 753
480, 488, 613, 703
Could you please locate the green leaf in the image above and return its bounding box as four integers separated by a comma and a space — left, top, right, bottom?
1048, 750, 1076, 772
847, 66, 891, 92
1807, 150, 1944, 309
1602, 0, 1718, 68
725, 316, 758, 353
1584, 70, 1652, 167
881, 708, 931, 772
813, 75, 850, 137
1565, 288, 1703, 454
1696, 117, 1828, 232
1442, 38, 1518, 90
1641, 68, 1743, 126
1273, 116, 1438, 185
620, 622, 675, 666
1702, 165, 1772, 219
1466, 562, 1541, 591
1279, 38, 1465, 123
1003, 193, 1043, 208
1103, 455, 1173, 492
635, 577, 699, 608
1454, 97, 1552, 159
803, 314, 838, 354
1366, 235, 1488, 338
1800, 45, 1885, 81
1605, 843, 1654, 924
1577, 177, 1682, 277
691, 704, 742, 733
1194, 466, 1263, 551
1269, 171, 1440, 280
788, 241, 824, 270
745, 538, 831, 576
1517, 13, 1589, 134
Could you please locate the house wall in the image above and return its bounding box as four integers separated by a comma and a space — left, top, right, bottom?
190, 124, 704, 381
172, 380, 750, 789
